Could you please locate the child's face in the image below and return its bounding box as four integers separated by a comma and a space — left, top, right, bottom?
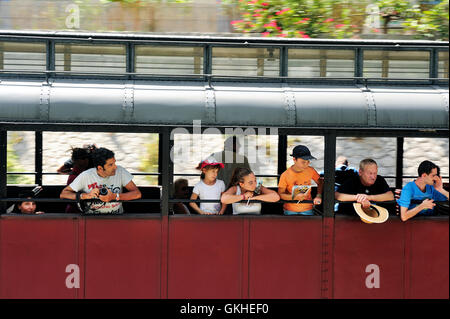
239, 173, 257, 192
18, 201, 36, 214
203, 167, 219, 181
293, 158, 310, 172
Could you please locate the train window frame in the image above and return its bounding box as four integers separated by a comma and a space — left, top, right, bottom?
135, 44, 204, 76
362, 48, 431, 79
2, 128, 163, 216
0, 32, 448, 219
1, 126, 448, 218
211, 45, 281, 77
287, 47, 355, 78
54, 43, 127, 74
0, 40, 47, 72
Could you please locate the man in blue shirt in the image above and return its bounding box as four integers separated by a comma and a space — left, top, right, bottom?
398, 160, 449, 222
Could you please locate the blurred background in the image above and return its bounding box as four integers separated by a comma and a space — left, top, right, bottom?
0, 0, 448, 40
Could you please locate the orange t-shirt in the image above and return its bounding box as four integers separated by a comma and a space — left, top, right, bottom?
278, 166, 320, 212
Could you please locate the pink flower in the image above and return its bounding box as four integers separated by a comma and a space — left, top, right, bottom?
335, 24, 345, 29
253, 13, 262, 17
248, 0, 258, 4
231, 20, 244, 25
277, 33, 287, 37
261, 2, 269, 6
275, 8, 290, 15
262, 32, 270, 37
373, 28, 380, 33
295, 17, 310, 24
302, 34, 310, 38
324, 18, 334, 23
264, 21, 277, 28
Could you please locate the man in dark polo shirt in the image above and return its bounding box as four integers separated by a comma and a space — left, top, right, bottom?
335, 158, 394, 215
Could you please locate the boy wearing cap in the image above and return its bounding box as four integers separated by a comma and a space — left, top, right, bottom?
278, 145, 323, 215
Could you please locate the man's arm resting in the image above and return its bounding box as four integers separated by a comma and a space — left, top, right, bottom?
436, 188, 449, 200
120, 181, 141, 201
60, 185, 97, 200
400, 199, 435, 222
367, 191, 394, 202
60, 185, 77, 200
335, 192, 357, 202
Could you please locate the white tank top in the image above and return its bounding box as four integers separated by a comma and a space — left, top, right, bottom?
232, 186, 262, 215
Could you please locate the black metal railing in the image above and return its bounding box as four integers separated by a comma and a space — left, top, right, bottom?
0, 31, 448, 84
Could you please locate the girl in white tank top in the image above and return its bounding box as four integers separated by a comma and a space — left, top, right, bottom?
221, 168, 280, 215
233, 185, 262, 215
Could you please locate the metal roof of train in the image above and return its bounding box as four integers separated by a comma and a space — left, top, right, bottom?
0, 78, 448, 129
0, 31, 448, 130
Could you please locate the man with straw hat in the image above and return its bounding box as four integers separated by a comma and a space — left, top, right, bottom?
335, 158, 394, 222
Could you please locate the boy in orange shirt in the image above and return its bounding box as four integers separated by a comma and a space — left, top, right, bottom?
278, 145, 323, 215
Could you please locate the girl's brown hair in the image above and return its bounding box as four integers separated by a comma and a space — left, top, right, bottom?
228, 167, 253, 189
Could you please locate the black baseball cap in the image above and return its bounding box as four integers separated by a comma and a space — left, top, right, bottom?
290, 145, 317, 160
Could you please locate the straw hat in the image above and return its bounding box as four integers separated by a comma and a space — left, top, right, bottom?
353, 203, 389, 224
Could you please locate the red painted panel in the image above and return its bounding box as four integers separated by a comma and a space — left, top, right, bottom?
84, 218, 161, 299
249, 217, 323, 299
334, 216, 405, 299
168, 217, 243, 299
0, 217, 79, 299
408, 218, 449, 299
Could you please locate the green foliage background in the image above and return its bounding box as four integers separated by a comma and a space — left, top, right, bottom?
226, 0, 448, 40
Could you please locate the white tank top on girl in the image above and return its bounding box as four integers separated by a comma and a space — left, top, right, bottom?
232, 185, 262, 215
192, 179, 225, 214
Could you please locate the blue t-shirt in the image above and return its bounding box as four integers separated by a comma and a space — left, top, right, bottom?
397, 181, 448, 215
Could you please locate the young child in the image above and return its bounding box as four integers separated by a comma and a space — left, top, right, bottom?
221, 167, 280, 215
190, 156, 227, 215
7, 192, 44, 215
278, 145, 323, 216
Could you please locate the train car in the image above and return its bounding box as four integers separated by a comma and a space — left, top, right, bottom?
0, 30, 448, 299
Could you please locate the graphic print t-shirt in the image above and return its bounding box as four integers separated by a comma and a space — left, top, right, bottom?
69, 166, 133, 214
278, 166, 321, 213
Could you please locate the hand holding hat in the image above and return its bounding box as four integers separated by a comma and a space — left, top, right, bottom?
353, 203, 389, 224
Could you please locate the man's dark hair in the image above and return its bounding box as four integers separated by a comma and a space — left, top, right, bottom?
418, 160, 438, 177
71, 147, 89, 161
91, 147, 115, 169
